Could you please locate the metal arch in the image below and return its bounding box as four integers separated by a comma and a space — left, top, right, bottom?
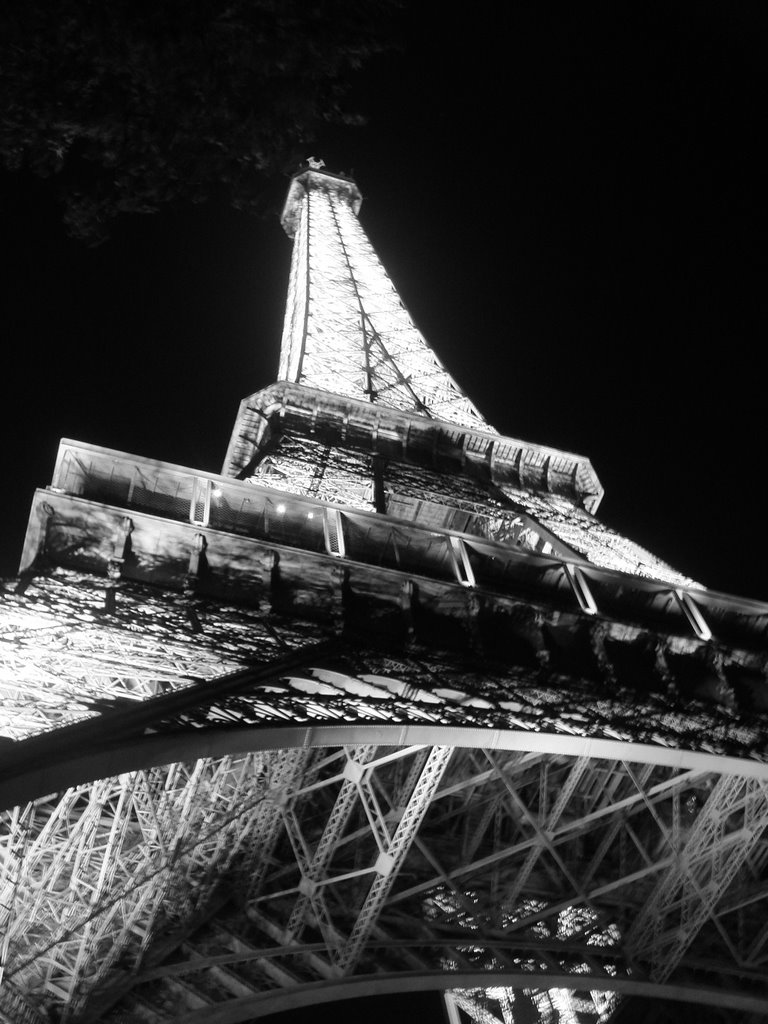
90, 970, 768, 1023
4, 737, 768, 1015
3, 596, 768, 1022
6, 718, 768, 814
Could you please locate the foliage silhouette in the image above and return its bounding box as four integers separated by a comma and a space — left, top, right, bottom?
0, 0, 400, 242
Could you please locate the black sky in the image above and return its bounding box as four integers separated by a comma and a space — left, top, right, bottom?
2, 3, 765, 602
0, 3, 765, 1020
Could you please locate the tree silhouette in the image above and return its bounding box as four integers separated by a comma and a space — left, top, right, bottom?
0, 0, 400, 242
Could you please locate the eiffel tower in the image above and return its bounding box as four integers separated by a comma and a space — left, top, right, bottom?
2, 160, 768, 1024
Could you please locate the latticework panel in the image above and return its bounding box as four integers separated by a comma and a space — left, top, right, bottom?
249, 436, 377, 511
2, 571, 768, 1023
0, 572, 326, 741
4, 744, 768, 1023
242, 431, 694, 589
499, 487, 697, 587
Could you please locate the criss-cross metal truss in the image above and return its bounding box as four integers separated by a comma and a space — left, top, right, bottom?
2, 163, 768, 1024
275, 164, 487, 428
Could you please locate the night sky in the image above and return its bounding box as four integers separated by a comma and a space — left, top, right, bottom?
1, 4, 765, 1022
2, 4, 765, 603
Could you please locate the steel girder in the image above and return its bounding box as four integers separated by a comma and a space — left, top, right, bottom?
3, 743, 766, 1023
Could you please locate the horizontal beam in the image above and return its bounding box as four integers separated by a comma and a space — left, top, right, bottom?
34, 443, 768, 642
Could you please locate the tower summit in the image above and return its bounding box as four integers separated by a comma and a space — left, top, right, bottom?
277, 160, 487, 425
2, 165, 768, 1024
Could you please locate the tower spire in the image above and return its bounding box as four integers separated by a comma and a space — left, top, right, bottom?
277, 161, 487, 428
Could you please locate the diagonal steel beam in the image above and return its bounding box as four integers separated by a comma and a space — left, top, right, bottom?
283, 744, 377, 942
501, 756, 590, 911
627, 775, 768, 980
389, 764, 706, 908
334, 747, 453, 975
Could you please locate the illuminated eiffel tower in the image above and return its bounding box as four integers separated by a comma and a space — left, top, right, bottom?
2, 160, 768, 1024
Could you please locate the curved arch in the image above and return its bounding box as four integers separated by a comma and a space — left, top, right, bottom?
4, 722, 768, 809
168, 969, 768, 1023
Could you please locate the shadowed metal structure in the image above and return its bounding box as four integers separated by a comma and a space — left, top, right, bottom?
2, 161, 768, 1024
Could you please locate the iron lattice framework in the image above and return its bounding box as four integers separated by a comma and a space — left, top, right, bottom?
2, 162, 768, 1024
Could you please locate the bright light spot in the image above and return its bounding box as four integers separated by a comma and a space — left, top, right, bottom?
276, 503, 286, 514
211, 487, 222, 497
307, 512, 314, 519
